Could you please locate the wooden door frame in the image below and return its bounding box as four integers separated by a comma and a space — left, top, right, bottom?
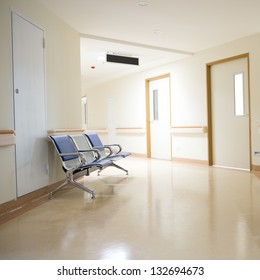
145, 73, 171, 158
206, 53, 252, 169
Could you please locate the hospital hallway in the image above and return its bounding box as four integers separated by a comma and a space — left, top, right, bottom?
0, 156, 260, 260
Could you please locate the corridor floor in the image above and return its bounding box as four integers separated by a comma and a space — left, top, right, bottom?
0, 157, 260, 260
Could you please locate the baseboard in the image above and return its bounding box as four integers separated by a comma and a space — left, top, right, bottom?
252, 165, 260, 172
172, 157, 208, 166
0, 180, 71, 225
252, 165, 260, 179
131, 153, 147, 158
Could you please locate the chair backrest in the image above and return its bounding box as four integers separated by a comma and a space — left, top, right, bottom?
49, 135, 81, 170
85, 133, 106, 158
69, 134, 96, 163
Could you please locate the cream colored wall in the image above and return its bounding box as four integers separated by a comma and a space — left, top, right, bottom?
85, 32, 260, 165
0, 0, 82, 204
86, 72, 148, 153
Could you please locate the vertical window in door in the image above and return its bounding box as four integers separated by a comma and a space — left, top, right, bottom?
153, 89, 159, 120
234, 73, 245, 116
81, 96, 87, 129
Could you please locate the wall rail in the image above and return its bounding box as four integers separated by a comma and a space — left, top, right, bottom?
0, 130, 16, 147
171, 126, 207, 134
47, 129, 85, 136
86, 127, 146, 134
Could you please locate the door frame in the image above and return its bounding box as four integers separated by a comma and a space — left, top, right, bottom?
145, 73, 172, 158
206, 53, 252, 169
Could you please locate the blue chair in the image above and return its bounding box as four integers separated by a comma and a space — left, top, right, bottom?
85, 133, 131, 175
48, 135, 112, 199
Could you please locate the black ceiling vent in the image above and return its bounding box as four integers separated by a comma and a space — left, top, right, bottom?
106, 54, 139, 65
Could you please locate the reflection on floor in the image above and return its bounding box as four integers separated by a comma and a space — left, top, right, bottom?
0, 157, 260, 260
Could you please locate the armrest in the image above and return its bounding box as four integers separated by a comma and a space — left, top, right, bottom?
61, 149, 102, 174
77, 148, 102, 161
59, 152, 86, 163
59, 152, 80, 157
92, 145, 113, 158
60, 152, 87, 174
104, 144, 122, 154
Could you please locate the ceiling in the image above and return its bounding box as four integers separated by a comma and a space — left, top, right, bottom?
38, 0, 260, 89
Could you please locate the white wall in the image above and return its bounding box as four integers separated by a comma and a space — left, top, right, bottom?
0, 0, 82, 204
86, 74, 147, 153
85, 32, 260, 165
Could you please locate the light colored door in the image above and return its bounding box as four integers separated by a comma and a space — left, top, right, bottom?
211, 56, 250, 170
149, 76, 171, 160
12, 12, 48, 196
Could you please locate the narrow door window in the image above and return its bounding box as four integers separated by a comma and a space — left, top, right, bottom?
153, 89, 159, 121
81, 96, 87, 129
234, 73, 244, 116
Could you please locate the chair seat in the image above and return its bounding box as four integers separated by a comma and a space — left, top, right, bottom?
82, 158, 112, 169
110, 152, 131, 158
84, 133, 131, 175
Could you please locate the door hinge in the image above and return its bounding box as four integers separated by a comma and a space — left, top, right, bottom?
43, 37, 45, 49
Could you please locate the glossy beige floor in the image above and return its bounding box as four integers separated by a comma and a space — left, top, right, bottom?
0, 157, 260, 260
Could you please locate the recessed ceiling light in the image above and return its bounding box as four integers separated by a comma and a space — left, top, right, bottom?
137, 1, 149, 7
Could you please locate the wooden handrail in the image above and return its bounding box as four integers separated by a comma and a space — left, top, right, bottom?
47, 129, 85, 135
172, 126, 205, 128
48, 127, 146, 135
171, 126, 207, 133
116, 127, 144, 130
116, 127, 145, 134
0, 130, 15, 135
86, 127, 145, 134
0, 130, 16, 147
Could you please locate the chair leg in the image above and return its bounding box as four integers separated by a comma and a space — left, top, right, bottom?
112, 162, 128, 175
71, 180, 95, 199
49, 173, 95, 199
98, 162, 128, 175
49, 180, 69, 199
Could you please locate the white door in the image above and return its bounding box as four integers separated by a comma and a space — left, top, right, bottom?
211, 57, 250, 170
12, 13, 48, 196
149, 77, 171, 160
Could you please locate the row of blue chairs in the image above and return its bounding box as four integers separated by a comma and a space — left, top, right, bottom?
48, 133, 131, 199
